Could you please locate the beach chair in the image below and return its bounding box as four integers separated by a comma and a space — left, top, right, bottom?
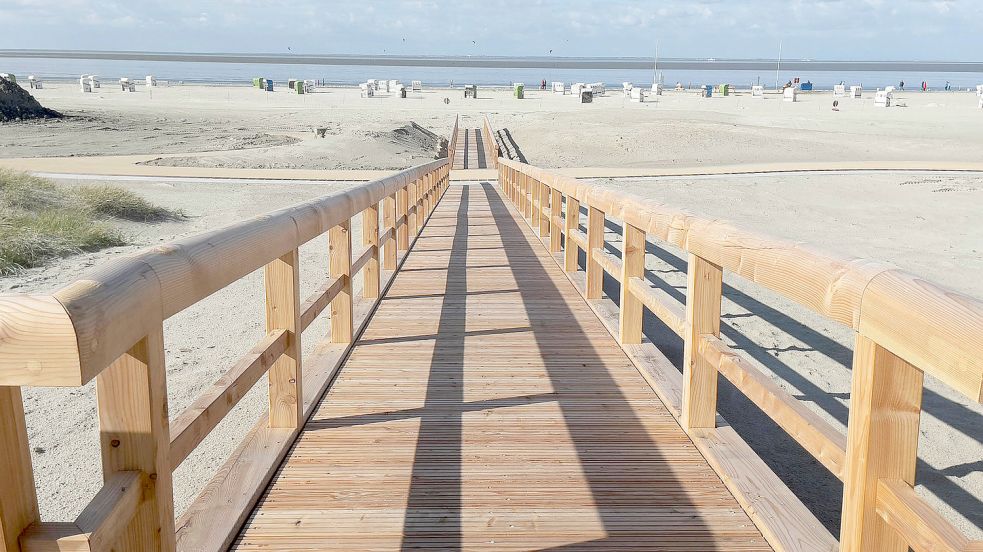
783, 87, 797, 102
752, 85, 764, 98
874, 89, 892, 107
833, 84, 846, 97
552, 82, 565, 94
851, 85, 863, 98
590, 83, 605, 96
412, 80, 422, 92
630, 87, 645, 103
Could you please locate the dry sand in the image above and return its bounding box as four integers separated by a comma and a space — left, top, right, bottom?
2, 81, 981, 540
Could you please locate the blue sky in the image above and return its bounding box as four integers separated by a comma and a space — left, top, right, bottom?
1, 0, 980, 60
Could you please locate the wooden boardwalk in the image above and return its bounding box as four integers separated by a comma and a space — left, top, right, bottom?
233, 182, 771, 550
452, 129, 488, 170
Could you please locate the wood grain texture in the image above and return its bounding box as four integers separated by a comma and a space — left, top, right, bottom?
592, 246, 624, 283
362, 202, 381, 299
264, 250, 302, 429
75, 471, 147, 551
619, 224, 646, 344
96, 329, 175, 551
564, 197, 581, 272
0, 296, 82, 386
232, 182, 771, 551
329, 221, 353, 344
700, 335, 847, 478
840, 334, 923, 552
859, 270, 983, 403
875, 479, 970, 552
549, 187, 563, 253
682, 254, 723, 430
383, 195, 397, 271
586, 207, 605, 299
299, 278, 344, 331
0, 386, 38, 552
627, 277, 686, 338
169, 330, 289, 469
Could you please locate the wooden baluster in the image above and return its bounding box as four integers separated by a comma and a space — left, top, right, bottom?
396, 184, 409, 251
531, 176, 541, 229
619, 224, 646, 344
564, 196, 581, 272
585, 206, 605, 299
96, 328, 176, 551
539, 181, 550, 236
522, 174, 533, 221
550, 187, 563, 253
363, 203, 380, 298
383, 194, 397, 270
329, 220, 353, 343
840, 334, 923, 552
682, 254, 723, 429
416, 178, 425, 232
265, 249, 303, 428
407, 180, 418, 238
0, 386, 39, 552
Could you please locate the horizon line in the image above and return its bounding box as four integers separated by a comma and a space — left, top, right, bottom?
2, 49, 982, 72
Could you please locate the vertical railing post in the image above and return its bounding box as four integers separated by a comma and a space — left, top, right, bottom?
564, 196, 581, 272
0, 386, 39, 552
682, 254, 723, 429
384, 193, 397, 270
539, 181, 551, 236
619, 224, 646, 344
840, 334, 923, 552
407, 179, 418, 238
96, 327, 176, 551
265, 249, 303, 428
363, 203, 380, 299
329, 219, 353, 343
585, 206, 605, 299
550, 187, 563, 253
416, 178, 425, 232
525, 174, 533, 219
396, 183, 409, 251
531, 176, 541, 229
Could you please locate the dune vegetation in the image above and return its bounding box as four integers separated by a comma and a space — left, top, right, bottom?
0, 169, 182, 274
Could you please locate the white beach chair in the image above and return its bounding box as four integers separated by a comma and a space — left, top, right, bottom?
874, 89, 892, 107
630, 87, 645, 103
751, 85, 764, 98
360, 83, 374, 98
146, 75, 156, 87
851, 85, 863, 98
622, 82, 633, 98
590, 83, 605, 96
552, 82, 565, 94
412, 80, 423, 91
783, 87, 797, 102
571, 83, 585, 97
651, 83, 663, 95
833, 84, 846, 97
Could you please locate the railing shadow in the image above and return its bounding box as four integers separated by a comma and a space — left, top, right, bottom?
592, 211, 982, 534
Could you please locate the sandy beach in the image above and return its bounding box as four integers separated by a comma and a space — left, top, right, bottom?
1, 81, 981, 540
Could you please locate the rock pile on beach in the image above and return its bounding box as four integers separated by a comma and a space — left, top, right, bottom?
0, 76, 61, 122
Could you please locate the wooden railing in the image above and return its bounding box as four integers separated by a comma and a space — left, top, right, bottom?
497, 158, 983, 552
0, 159, 450, 552
448, 114, 460, 166
481, 114, 500, 169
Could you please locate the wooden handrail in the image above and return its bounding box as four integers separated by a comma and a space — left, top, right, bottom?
497, 157, 983, 552
0, 157, 451, 552
481, 114, 499, 169
0, 159, 448, 388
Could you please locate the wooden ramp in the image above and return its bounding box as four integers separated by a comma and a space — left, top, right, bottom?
452, 129, 488, 170
233, 182, 771, 550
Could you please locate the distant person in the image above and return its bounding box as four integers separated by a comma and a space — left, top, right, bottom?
945, 81, 951, 91
922, 81, 928, 92
899, 80, 905, 90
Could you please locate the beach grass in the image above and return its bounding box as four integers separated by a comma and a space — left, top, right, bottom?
0, 169, 182, 274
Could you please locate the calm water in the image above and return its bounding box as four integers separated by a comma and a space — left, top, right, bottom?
3, 57, 982, 91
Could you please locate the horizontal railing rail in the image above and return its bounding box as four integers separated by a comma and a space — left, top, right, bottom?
497, 158, 983, 552
448, 114, 460, 167
0, 158, 451, 552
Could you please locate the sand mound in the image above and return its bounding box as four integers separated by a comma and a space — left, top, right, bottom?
0, 77, 61, 122
372, 122, 447, 159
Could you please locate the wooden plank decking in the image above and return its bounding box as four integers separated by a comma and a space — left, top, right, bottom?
232, 182, 771, 550
452, 129, 487, 170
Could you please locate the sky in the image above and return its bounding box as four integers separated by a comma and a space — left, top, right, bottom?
1, 0, 981, 61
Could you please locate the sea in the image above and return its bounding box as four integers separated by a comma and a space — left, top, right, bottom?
2, 56, 982, 91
